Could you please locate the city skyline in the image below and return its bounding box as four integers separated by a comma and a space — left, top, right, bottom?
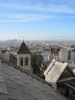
0, 0, 75, 40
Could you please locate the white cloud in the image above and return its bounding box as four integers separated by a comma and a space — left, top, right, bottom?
0, 0, 75, 22
0, 1, 75, 13
0, 13, 75, 23
0, 13, 57, 22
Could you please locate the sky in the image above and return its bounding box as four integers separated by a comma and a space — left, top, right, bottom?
0, 0, 75, 40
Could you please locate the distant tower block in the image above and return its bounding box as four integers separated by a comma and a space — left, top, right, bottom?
17, 41, 31, 71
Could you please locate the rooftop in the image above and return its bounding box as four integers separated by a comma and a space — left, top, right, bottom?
17, 41, 30, 54
0, 63, 67, 100
44, 59, 68, 83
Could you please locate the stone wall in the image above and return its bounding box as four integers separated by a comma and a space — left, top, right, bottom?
17, 54, 31, 71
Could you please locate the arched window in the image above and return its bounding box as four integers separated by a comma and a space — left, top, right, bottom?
20, 57, 23, 66
25, 57, 28, 65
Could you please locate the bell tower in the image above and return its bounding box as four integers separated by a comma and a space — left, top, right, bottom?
17, 41, 31, 71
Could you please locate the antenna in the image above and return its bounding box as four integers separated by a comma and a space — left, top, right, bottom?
23, 37, 24, 42
21, 36, 24, 42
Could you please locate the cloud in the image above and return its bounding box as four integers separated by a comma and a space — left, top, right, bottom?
0, 13, 75, 23
0, 0, 75, 23
0, 13, 57, 22
0, 0, 75, 13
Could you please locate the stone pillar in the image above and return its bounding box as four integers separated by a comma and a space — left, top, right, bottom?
23, 57, 24, 66
17, 55, 20, 66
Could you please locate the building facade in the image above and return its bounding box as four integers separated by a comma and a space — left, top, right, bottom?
59, 47, 69, 62
59, 47, 75, 63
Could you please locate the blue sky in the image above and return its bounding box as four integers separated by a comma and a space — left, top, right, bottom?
0, 0, 75, 40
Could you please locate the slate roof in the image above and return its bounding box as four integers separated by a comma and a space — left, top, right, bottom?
0, 63, 67, 100
44, 59, 68, 84
17, 41, 30, 54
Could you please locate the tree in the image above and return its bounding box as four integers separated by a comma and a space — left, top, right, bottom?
31, 54, 43, 75
0, 52, 4, 61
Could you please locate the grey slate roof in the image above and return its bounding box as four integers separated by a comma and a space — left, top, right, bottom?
0, 63, 67, 100
17, 41, 30, 54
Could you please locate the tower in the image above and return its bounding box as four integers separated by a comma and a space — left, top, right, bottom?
17, 41, 31, 71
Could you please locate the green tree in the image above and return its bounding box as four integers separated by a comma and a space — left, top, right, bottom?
0, 52, 4, 61
31, 54, 43, 75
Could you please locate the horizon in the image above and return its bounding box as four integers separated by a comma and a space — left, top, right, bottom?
0, 38, 75, 42
0, 0, 75, 40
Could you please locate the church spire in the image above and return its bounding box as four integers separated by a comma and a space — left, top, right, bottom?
17, 41, 30, 54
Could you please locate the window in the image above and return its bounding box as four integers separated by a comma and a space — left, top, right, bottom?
20, 57, 23, 66
25, 57, 28, 65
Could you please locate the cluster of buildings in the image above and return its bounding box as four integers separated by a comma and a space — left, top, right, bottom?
0, 41, 75, 99
59, 47, 75, 74
43, 46, 75, 99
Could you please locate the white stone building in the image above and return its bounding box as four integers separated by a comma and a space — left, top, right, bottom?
59, 47, 69, 62
59, 47, 75, 75
59, 47, 75, 62
17, 41, 31, 71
